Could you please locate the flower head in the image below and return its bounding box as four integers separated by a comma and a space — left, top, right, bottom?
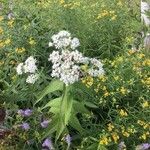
65, 134, 72, 146
21, 122, 30, 131
26, 74, 39, 84
16, 63, 24, 75
42, 138, 53, 149
41, 120, 50, 128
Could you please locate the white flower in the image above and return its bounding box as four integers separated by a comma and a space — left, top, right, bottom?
24, 56, 37, 73
51, 31, 71, 49
48, 31, 105, 85
26, 74, 39, 84
48, 42, 53, 47
71, 38, 80, 50
16, 63, 24, 75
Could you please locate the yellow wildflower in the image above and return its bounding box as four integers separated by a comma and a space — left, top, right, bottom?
99, 136, 111, 145
0, 27, 3, 34
59, 0, 65, 5
29, 37, 36, 45
15, 47, 26, 54
120, 87, 127, 95
119, 109, 128, 117
0, 61, 4, 66
137, 120, 145, 126
11, 75, 17, 81
0, 16, 4, 21
0, 40, 4, 48
104, 90, 109, 97
99, 75, 107, 82
142, 59, 150, 66
137, 53, 145, 59
81, 64, 88, 71
142, 101, 149, 108
111, 132, 119, 143
82, 76, 93, 88
111, 15, 117, 21
117, 1, 123, 6
122, 132, 130, 137
8, 19, 14, 27
107, 123, 114, 132
140, 133, 147, 140
5, 39, 11, 45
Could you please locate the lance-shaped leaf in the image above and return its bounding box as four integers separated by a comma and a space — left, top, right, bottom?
35, 80, 63, 104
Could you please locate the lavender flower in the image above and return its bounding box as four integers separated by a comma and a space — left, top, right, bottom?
23, 109, 32, 117
17, 109, 24, 116
17, 109, 32, 117
21, 123, 30, 131
42, 138, 53, 150
41, 120, 50, 128
136, 143, 150, 150
143, 143, 150, 149
65, 134, 72, 146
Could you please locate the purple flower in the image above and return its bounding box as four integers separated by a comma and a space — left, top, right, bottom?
21, 123, 30, 131
41, 120, 50, 128
65, 134, 72, 146
142, 143, 150, 150
18, 109, 24, 116
23, 109, 32, 117
42, 138, 53, 150
17, 109, 32, 117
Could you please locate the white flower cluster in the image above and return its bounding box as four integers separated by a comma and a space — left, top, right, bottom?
49, 50, 104, 86
49, 30, 80, 50
16, 56, 39, 84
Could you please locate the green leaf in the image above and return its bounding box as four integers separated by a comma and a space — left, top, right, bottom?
42, 97, 62, 110
35, 80, 63, 104
60, 86, 73, 125
73, 101, 90, 114
84, 101, 98, 108
69, 114, 84, 133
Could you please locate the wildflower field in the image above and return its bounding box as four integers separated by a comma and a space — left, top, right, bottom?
0, 0, 150, 150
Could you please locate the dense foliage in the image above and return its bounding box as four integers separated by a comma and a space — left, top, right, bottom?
0, 0, 149, 150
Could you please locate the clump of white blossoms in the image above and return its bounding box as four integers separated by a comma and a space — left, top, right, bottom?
48, 31, 105, 86
16, 56, 39, 84
49, 30, 80, 50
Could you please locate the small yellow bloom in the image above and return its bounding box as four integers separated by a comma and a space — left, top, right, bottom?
111, 15, 117, 21
122, 131, 130, 137
0, 27, 3, 34
15, 47, 26, 53
8, 19, 14, 27
140, 133, 147, 140
137, 53, 145, 59
0, 16, 4, 21
5, 39, 11, 45
120, 87, 128, 95
11, 75, 17, 81
99, 136, 111, 145
119, 109, 128, 117
82, 76, 93, 88
137, 120, 145, 126
81, 64, 88, 71
111, 132, 119, 143
59, 0, 65, 5
29, 37, 36, 45
104, 90, 109, 97
142, 101, 149, 108
107, 123, 114, 132
0, 61, 4, 66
